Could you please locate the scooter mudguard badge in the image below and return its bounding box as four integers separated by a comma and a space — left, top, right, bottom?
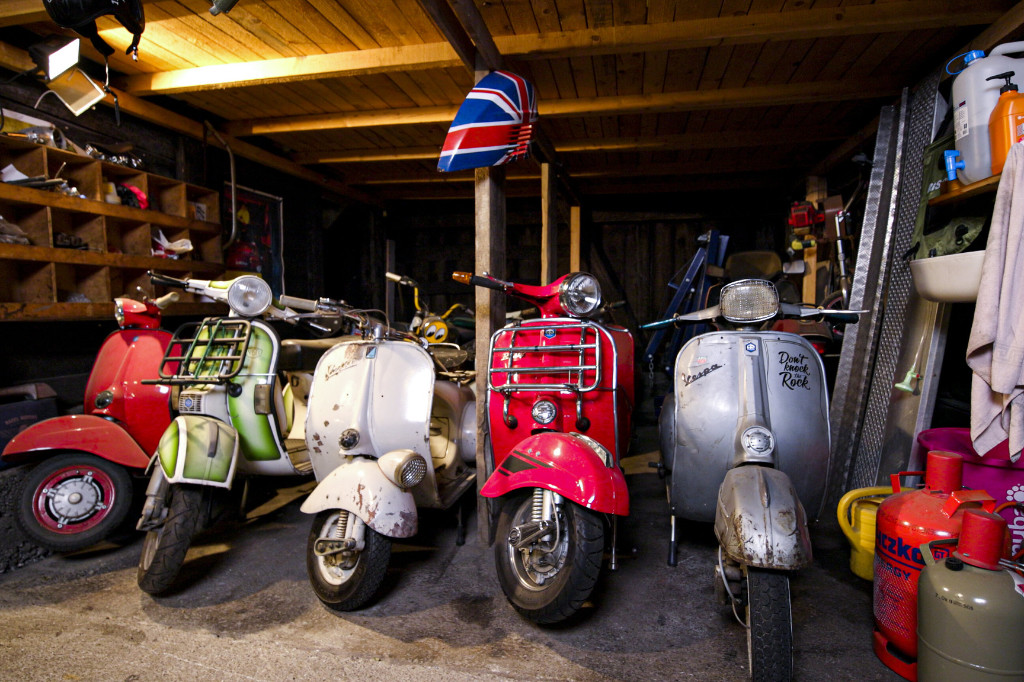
157, 415, 238, 488
744, 341, 757, 354
481, 432, 629, 516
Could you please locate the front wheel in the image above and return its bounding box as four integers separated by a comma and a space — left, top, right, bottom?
137, 485, 205, 595
306, 510, 391, 611
494, 491, 605, 625
16, 453, 134, 552
745, 567, 793, 682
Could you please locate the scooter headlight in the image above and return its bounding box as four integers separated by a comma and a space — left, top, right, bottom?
558, 272, 602, 318
532, 399, 557, 425
379, 449, 427, 489
227, 276, 272, 317
720, 279, 779, 324
741, 426, 775, 458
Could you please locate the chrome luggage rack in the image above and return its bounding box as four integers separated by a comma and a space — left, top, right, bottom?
488, 319, 618, 430
151, 318, 253, 384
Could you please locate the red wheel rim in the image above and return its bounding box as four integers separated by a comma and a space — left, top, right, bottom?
31, 465, 118, 534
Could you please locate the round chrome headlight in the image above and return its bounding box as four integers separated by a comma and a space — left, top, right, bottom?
741, 426, 775, 458
720, 279, 779, 324
379, 450, 427, 489
227, 276, 272, 317
532, 399, 557, 425
559, 272, 602, 318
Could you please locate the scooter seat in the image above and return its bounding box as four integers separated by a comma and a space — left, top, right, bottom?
279, 337, 345, 372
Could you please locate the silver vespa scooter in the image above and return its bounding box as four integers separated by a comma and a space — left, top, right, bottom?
643, 278, 862, 681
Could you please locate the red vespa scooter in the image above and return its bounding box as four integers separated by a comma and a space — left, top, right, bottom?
454, 271, 634, 624
2, 292, 178, 551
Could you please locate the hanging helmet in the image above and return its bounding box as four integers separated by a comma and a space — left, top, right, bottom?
42, 0, 145, 60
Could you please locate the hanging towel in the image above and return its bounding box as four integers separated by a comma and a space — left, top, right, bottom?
966, 143, 1024, 462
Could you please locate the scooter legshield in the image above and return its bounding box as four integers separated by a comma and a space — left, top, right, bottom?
481, 432, 629, 516
1, 414, 151, 469
299, 457, 418, 538
714, 465, 812, 570
156, 415, 238, 488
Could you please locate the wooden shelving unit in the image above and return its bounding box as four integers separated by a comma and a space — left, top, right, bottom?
0, 136, 226, 321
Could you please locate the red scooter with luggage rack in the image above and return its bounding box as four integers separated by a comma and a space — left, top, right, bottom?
454, 271, 634, 624
1, 291, 178, 551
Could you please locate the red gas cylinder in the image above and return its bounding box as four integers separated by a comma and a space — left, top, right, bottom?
872, 451, 997, 681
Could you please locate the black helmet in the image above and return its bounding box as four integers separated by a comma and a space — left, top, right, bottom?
42, 0, 145, 60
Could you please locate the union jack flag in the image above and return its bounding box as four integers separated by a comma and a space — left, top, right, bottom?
438, 70, 538, 172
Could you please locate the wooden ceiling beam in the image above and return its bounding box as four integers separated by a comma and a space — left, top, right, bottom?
414, 0, 480, 72
962, 0, 1024, 54
0, 1, 48, 28
115, 0, 1000, 96
226, 79, 898, 136
292, 127, 847, 164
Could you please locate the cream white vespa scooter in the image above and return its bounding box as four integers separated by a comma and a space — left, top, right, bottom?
298, 310, 477, 611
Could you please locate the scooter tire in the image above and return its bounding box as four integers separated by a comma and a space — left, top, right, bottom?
16, 453, 134, 553
494, 492, 604, 625
745, 567, 793, 682
137, 485, 205, 595
306, 510, 391, 612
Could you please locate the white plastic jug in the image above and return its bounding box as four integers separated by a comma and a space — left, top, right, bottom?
950, 42, 1024, 184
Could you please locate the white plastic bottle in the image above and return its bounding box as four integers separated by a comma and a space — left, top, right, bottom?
950, 42, 1024, 184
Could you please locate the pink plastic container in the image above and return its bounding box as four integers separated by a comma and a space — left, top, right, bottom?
916, 427, 1024, 554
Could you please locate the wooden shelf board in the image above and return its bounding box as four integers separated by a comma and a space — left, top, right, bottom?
0, 243, 223, 272
0, 182, 222, 232
0, 301, 226, 322
928, 174, 1001, 206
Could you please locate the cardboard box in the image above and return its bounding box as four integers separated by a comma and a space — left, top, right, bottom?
0, 383, 58, 453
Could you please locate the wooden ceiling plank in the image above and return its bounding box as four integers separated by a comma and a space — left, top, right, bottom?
0, 1, 47, 27
173, 0, 291, 59
503, 0, 541, 34
264, 0, 359, 53
306, 0, 380, 49
165, 1, 269, 62
415, 0, 478, 70
530, 0, 565, 33
216, 4, 309, 57
616, 52, 646, 96
448, 0, 505, 70
554, 0, 589, 31
963, 0, 1024, 53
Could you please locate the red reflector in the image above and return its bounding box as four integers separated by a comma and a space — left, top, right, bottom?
811, 341, 826, 355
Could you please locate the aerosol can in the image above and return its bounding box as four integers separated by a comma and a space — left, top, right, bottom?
918, 510, 1024, 681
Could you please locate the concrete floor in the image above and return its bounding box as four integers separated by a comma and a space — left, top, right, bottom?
0, 445, 901, 682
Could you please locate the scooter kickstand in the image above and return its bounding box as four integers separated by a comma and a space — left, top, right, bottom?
455, 496, 467, 546
668, 515, 678, 567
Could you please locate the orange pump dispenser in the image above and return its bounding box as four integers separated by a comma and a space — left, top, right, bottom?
988, 70, 1024, 175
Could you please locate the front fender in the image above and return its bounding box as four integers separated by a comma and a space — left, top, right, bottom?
1, 414, 150, 469
481, 432, 628, 516
714, 466, 812, 569
299, 457, 418, 538
156, 415, 238, 488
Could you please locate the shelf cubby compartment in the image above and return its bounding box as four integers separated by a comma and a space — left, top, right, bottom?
193, 231, 224, 264
47, 147, 101, 200
148, 176, 186, 217
50, 210, 105, 253
0, 141, 46, 179
106, 218, 151, 257
0, 202, 51, 246
0, 260, 54, 303
186, 184, 219, 223
110, 267, 154, 300
55, 263, 110, 303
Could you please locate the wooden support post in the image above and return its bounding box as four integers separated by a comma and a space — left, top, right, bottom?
541, 162, 557, 285
570, 205, 581, 272
474, 164, 506, 543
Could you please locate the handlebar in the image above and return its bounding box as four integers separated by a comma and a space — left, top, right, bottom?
452, 271, 507, 291
279, 294, 318, 312
149, 271, 188, 289
152, 291, 180, 309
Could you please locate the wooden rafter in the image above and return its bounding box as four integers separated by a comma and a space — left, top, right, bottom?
0, 1, 48, 28
290, 127, 848, 164
115, 1, 1003, 96
226, 80, 898, 136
